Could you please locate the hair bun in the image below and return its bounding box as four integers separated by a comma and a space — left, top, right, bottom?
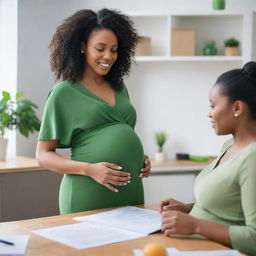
242, 61, 256, 81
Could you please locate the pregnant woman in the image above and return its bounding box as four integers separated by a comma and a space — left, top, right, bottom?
36, 8, 151, 214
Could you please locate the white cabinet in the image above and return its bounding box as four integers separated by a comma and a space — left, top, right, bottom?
143, 161, 208, 205
129, 11, 255, 63
143, 172, 196, 205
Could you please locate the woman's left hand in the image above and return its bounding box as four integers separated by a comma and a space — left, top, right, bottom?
139, 155, 151, 178
161, 210, 199, 236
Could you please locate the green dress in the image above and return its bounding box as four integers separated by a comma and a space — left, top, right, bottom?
39, 81, 144, 214
190, 139, 256, 255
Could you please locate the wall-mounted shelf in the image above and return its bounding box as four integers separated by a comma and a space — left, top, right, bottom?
129, 11, 254, 63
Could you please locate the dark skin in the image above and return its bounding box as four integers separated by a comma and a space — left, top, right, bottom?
37, 28, 150, 193
159, 84, 256, 247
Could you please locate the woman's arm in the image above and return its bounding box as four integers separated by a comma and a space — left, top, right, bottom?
161, 210, 231, 246
36, 140, 131, 192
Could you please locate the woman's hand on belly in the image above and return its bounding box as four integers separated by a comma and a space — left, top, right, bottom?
139, 155, 151, 178
85, 162, 131, 192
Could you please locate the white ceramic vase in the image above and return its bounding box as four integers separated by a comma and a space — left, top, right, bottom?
0, 138, 8, 161
155, 152, 167, 163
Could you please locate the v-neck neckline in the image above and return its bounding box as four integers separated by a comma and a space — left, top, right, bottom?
74, 82, 117, 108
212, 141, 256, 171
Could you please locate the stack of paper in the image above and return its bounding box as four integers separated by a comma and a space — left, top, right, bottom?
0, 235, 30, 256
33, 206, 161, 250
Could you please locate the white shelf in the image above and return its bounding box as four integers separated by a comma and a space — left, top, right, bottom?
131, 12, 248, 60
128, 12, 244, 17
135, 56, 243, 62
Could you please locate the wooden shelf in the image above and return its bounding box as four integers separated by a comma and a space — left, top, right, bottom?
0, 156, 43, 173
151, 158, 214, 173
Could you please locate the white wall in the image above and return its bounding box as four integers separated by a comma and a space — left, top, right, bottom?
5, 0, 256, 158
126, 62, 238, 159
16, 0, 86, 156
0, 0, 18, 158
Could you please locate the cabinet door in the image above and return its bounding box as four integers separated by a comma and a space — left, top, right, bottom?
0, 170, 63, 221
143, 173, 195, 205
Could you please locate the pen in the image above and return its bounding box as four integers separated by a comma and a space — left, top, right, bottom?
0, 239, 15, 246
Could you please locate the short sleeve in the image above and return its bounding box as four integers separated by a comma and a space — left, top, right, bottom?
229, 148, 256, 255
38, 84, 74, 148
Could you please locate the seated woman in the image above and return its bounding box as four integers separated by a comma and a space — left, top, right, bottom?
159, 61, 256, 256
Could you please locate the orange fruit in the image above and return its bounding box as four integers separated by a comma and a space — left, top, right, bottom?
143, 243, 168, 256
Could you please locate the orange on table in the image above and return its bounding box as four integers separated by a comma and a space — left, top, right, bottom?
143, 243, 168, 256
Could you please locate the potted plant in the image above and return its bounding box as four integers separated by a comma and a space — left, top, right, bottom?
224, 37, 240, 56
203, 41, 217, 56
0, 91, 40, 160
212, 0, 225, 10
154, 131, 167, 162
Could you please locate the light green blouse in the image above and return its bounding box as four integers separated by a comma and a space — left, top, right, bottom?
38, 81, 144, 214
190, 139, 256, 255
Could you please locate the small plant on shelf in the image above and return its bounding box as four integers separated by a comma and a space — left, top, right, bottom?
224, 37, 240, 47
155, 132, 166, 153
224, 37, 240, 56
154, 132, 167, 162
203, 41, 217, 56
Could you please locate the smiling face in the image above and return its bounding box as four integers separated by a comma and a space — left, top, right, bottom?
208, 84, 238, 135
82, 28, 118, 76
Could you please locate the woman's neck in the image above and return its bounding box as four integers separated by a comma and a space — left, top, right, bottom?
232, 121, 256, 148
80, 69, 106, 88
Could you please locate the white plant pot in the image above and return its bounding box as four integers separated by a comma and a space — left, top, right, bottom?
155, 152, 167, 163
0, 138, 8, 161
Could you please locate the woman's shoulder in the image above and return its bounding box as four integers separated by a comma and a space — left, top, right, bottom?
243, 141, 256, 158
46, 81, 79, 101
50, 80, 76, 94
119, 83, 130, 97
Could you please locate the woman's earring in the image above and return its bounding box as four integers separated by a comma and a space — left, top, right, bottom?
234, 113, 239, 117
81, 50, 84, 54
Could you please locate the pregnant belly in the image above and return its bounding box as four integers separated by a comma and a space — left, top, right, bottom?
60, 123, 145, 213
71, 123, 144, 172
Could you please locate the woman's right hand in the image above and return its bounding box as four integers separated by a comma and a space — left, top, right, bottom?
158, 198, 193, 214
86, 162, 131, 192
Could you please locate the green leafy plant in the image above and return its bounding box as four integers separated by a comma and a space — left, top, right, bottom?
0, 91, 40, 138
224, 37, 240, 47
155, 132, 167, 153
203, 41, 217, 56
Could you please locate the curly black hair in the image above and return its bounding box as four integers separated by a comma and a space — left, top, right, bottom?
49, 8, 138, 91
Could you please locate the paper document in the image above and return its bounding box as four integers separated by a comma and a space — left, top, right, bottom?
73, 206, 161, 235
0, 235, 30, 256
34, 221, 143, 250
33, 206, 161, 249
133, 249, 240, 256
